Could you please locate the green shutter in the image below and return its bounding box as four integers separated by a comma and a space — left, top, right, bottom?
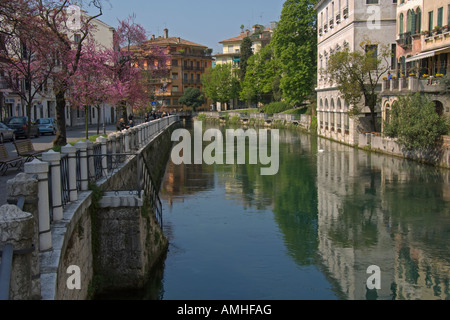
438, 7, 443, 27
429, 11, 433, 31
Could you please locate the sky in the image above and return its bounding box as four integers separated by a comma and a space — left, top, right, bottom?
88, 0, 286, 54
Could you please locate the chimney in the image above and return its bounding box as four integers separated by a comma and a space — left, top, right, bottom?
164, 28, 168, 39
152, 34, 155, 40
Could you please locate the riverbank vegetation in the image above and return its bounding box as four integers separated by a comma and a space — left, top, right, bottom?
383, 93, 449, 151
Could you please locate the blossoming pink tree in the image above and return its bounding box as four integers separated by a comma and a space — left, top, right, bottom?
0, 1, 59, 135
36, 0, 105, 146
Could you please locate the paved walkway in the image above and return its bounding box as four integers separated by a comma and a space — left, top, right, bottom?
0, 124, 118, 206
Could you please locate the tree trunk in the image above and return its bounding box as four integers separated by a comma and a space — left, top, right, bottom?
96, 106, 100, 135
85, 106, 88, 140
54, 90, 68, 147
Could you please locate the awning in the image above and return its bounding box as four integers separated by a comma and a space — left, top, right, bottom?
405, 46, 450, 63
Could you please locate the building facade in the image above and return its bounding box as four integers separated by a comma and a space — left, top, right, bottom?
381, 0, 450, 125
315, 0, 397, 145
134, 29, 213, 111
214, 24, 276, 67
213, 23, 276, 111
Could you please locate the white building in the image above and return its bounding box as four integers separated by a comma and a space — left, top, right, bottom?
315, 0, 397, 145
1, 13, 117, 128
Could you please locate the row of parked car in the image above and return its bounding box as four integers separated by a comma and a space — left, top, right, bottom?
0, 117, 57, 144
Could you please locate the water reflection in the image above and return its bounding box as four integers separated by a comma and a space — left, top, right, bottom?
316, 137, 450, 300
155, 125, 449, 300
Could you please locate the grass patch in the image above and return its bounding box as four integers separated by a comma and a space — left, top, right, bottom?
281, 107, 308, 115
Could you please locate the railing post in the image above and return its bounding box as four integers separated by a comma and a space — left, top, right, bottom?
96, 136, 108, 174
86, 140, 95, 182
42, 150, 63, 222
124, 130, 130, 153
61, 144, 78, 203
24, 159, 51, 252
109, 133, 117, 166
115, 132, 123, 158
74, 141, 89, 191
0, 206, 35, 300
138, 125, 143, 148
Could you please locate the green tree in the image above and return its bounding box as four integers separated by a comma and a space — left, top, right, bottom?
202, 64, 240, 110
240, 44, 282, 105
178, 88, 205, 112
384, 93, 449, 151
326, 42, 391, 132
271, 0, 317, 106
239, 36, 254, 81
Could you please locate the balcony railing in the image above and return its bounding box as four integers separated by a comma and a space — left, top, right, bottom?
397, 32, 412, 48
182, 65, 205, 72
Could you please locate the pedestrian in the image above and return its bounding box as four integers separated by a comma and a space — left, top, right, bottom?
118, 118, 128, 131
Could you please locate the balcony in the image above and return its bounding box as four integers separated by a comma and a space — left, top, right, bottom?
183, 79, 203, 85
329, 19, 334, 29
397, 32, 412, 49
182, 65, 205, 72
382, 76, 446, 94
336, 14, 341, 24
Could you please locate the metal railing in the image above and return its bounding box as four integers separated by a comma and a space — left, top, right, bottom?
139, 154, 163, 229
60, 154, 71, 207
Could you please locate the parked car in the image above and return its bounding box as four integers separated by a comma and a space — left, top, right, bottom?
6, 117, 40, 139
35, 118, 57, 135
0, 122, 15, 143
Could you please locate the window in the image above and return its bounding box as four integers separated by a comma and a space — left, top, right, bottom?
448, 4, 450, 26
172, 59, 178, 67
415, 8, 421, 34
399, 13, 404, 34
74, 34, 81, 44
365, 45, 378, 69
391, 44, 396, 70
407, 9, 415, 33
172, 73, 178, 80
428, 11, 434, 31
437, 7, 443, 27
366, 0, 379, 4
173, 86, 179, 92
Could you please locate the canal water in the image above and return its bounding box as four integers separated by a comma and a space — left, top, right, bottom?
133, 123, 449, 300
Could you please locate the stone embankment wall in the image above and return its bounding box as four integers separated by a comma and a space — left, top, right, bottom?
0, 119, 180, 300
358, 133, 450, 169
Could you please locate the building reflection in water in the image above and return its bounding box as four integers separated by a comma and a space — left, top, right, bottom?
316, 137, 450, 300
159, 124, 449, 300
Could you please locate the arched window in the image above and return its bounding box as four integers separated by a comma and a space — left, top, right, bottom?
384, 103, 391, 125
415, 8, 422, 34
407, 10, 415, 33
399, 13, 404, 34
434, 101, 444, 117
